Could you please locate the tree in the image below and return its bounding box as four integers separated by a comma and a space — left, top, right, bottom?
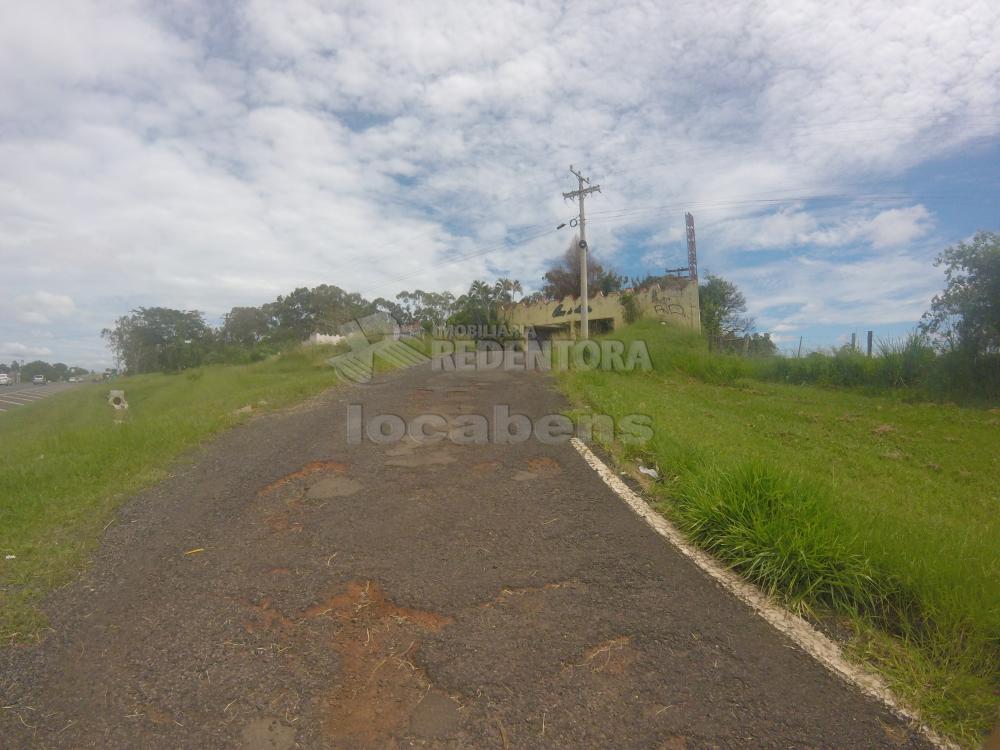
20, 360, 54, 382
448, 278, 522, 332
699, 275, 752, 338
541, 235, 625, 299
390, 289, 457, 328
221, 306, 271, 347
920, 231, 1000, 354
494, 278, 522, 303
262, 285, 371, 342
102, 307, 212, 373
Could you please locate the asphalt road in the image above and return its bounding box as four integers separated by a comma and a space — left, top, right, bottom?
0, 364, 934, 748
0, 381, 76, 412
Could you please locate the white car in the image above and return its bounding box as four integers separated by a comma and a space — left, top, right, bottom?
0, 373, 10, 386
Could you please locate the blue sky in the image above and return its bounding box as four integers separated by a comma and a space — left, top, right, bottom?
0, 1, 998, 367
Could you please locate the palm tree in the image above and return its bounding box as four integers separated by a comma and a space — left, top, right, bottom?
494, 278, 523, 304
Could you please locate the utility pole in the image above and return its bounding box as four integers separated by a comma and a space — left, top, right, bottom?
563, 166, 601, 339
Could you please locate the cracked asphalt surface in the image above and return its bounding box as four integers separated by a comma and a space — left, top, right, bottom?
0, 363, 933, 748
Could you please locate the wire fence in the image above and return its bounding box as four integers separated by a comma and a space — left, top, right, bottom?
709, 330, 896, 358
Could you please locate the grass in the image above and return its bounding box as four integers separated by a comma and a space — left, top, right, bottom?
559, 321, 999, 747
0, 342, 388, 643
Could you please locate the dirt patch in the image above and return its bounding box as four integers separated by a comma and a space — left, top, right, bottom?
258, 460, 348, 496
263, 512, 302, 533
137, 704, 176, 725
527, 457, 562, 474
306, 476, 363, 499
471, 460, 500, 474
385, 448, 457, 468
871, 424, 896, 436
659, 736, 688, 750
240, 716, 296, 750
302, 581, 455, 745
243, 597, 294, 634
409, 690, 462, 738
513, 456, 563, 481
574, 636, 636, 675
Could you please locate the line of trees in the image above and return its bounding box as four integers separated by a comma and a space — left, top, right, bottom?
0, 360, 91, 382
101, 279, 529, 375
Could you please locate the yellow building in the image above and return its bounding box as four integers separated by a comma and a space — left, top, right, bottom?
504, 278, 700, 340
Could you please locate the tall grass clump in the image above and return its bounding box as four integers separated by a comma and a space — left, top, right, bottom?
666, 460, 902, 616
754, 333, 999, 402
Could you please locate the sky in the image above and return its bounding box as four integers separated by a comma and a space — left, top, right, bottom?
0, 0, 998, 367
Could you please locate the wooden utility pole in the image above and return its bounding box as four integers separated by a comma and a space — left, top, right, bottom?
867, 331, 874, 357
563, 166, 601, 340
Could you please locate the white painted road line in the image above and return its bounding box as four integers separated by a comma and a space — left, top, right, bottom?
569, 437, 956, 750
0, 385, 73, 413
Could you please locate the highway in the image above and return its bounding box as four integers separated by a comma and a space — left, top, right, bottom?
0, 381, 77, 412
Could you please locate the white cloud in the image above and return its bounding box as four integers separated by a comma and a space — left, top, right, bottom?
11, 291, 76, 325
708, 204, 934, 252
866, 206, 934, 248
0, 342, 53, 359
0, 0, 997, 363
732, 249, 944, 335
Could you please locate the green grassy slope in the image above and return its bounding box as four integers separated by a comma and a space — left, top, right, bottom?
559, 321, 999, 746
0, 344, 359, 642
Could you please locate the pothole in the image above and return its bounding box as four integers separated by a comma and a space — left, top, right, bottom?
258, 460, 347, 497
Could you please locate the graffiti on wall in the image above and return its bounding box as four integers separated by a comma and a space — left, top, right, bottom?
653, 302, 686, 318
552, 303, 593, 318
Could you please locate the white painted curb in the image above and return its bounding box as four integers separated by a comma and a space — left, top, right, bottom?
570, 437, 957, 750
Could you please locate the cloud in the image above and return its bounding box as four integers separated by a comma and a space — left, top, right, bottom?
0, 0, 997, 364
866, 206, 934, 248
0, 342, 53, 359
731, 249, 944, 336
11, 291, 76, 325
708, 204, 934, 252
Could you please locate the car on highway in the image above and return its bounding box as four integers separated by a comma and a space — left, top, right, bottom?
0, 373, 10, 386
68, 377, 76, 383
32, 374, 46, 385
